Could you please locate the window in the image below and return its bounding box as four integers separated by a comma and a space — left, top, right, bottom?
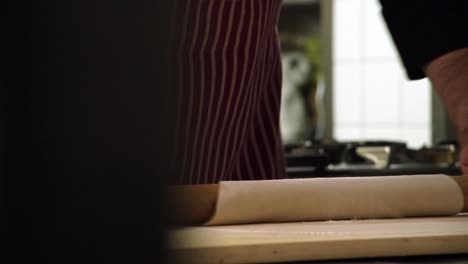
332, 0, 431, 148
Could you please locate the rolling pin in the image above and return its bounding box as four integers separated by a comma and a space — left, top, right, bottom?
168, 175, 468, 226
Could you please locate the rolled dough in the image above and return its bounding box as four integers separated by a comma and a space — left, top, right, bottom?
205, 174, 464, 225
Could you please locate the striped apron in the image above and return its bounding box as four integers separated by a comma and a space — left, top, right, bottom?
169, 0, 286, 184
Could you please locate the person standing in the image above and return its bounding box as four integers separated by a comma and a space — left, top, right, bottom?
168, 0, 468, 185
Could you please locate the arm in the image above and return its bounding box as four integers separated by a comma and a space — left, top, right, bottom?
379, 1, 468, 173
425, 48, 468, 174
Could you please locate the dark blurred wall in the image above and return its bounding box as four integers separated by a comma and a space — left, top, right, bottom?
5, 1, 174, 262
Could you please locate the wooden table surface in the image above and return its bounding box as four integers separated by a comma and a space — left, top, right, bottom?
168, 214, 468, 263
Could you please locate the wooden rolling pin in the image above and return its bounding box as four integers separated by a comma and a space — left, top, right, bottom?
453, 176, 468, 209
168, 175, 468, 226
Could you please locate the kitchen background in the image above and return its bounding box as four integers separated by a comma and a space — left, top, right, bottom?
278, 0, 455, 148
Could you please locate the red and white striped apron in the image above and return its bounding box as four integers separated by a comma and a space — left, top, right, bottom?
169, 0, 286, 184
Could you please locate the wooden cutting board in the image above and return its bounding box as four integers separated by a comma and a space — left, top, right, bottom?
168, 214, 468, 263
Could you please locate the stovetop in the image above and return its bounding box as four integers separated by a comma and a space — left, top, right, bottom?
285, 140, 462, 177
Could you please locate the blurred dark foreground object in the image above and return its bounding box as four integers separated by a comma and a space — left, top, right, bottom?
5, 1, 174, 263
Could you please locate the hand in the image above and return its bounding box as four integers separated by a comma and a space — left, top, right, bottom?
425, 47, 468, 175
